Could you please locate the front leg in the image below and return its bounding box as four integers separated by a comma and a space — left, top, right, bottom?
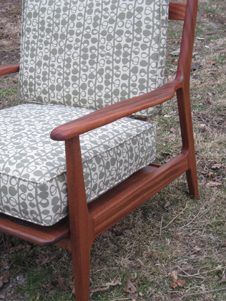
65, 137, 94, 301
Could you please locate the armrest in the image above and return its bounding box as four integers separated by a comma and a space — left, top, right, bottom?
51, 79, 182, 141
0, 64, 19, 76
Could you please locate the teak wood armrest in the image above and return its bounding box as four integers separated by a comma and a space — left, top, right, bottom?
0, 64, 19, 76
51, 79, 182, 141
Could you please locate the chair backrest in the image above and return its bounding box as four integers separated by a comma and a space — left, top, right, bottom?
18, 0, 169, 116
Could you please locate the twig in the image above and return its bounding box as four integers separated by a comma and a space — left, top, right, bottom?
177, 267, 204, 279
162, 203, 188, 230
178, 273, 204, 280
177, 265, 225, 280
201, 266, 224, 275
180, 203, 207, 229
181, 287, 226, 299
91, 279, 121, 296
111, 298, 131, 301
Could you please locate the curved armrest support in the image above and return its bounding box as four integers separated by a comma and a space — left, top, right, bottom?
51, 79, 182, 141
0, 64, 19, 76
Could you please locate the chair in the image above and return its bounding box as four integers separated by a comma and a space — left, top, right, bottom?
0, 0, 199, 300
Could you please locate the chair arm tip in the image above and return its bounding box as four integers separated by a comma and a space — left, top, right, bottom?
50, 127, 63, 141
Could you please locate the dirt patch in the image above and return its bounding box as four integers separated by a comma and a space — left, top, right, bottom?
0, 0, 21, 65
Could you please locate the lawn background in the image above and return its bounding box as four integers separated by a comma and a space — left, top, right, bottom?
0, 0, 225, 300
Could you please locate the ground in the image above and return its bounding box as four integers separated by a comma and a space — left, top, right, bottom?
0, 0, 226, 300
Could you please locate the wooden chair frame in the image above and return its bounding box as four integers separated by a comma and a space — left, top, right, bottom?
0, 1, 199, 300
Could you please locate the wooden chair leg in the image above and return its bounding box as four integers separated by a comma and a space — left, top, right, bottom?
186, 155, 199, 199
71, 240, 91, 301
177, 87, 200, 199
65, 138, 94, 301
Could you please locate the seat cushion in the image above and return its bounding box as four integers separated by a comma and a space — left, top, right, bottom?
18, 0, 169, 117
0, 104, 156, 226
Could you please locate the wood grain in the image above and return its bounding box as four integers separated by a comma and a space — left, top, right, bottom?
51, 80, 180, 141
0, 64, 19, 76
0, 214, 69, 245
169, 3, 186, 20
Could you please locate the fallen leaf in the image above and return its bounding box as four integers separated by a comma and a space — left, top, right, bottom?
176, 279, 186, 288
170, 270, 186, 289
124, 279, 137, 295
170, 270, 178, 289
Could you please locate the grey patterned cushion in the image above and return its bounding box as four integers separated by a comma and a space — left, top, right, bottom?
18, 0, 169, 116
0, 104, 156, 226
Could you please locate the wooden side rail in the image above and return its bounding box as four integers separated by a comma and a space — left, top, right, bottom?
169, 2, 186, 20
0, 214, 69, 245
90, 151, 189, 237
0, 151, 189, 245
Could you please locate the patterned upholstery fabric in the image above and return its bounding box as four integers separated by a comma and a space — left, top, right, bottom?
0, 104, 156, 226
18, 0, 169, 116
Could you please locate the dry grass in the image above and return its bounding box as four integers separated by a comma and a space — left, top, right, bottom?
0, 0, 226, 300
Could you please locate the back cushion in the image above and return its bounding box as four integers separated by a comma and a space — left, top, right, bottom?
18, 0, 169, 116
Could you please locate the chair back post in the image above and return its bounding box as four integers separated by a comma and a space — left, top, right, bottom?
176, 0, 198, 87
175, 0, 200, 198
